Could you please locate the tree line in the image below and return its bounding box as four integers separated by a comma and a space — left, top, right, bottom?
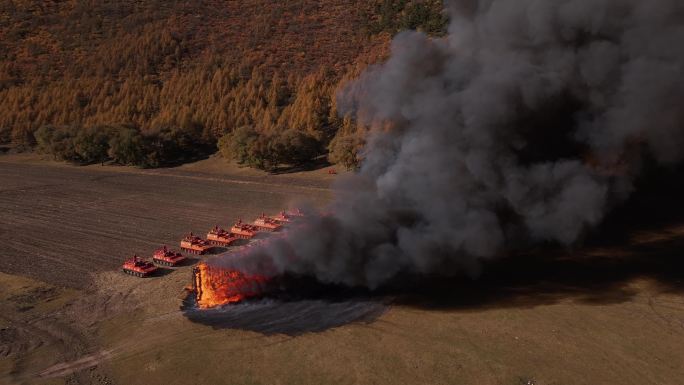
34, 123, 210, 168
0, 0, 447, 171
4, 58, 375, 170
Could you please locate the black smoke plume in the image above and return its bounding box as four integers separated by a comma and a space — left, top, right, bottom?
220, 0, 684, 288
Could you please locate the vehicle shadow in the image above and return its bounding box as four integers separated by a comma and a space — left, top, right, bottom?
152, 267, 175, 277
205, 247, 228, 255
178, 257, 201, 267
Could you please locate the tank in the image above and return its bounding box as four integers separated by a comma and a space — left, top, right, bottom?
122, 255, 158, 277
230, 219, 257, 239
286, 208, 305, 217
270, 211, 293, 223
180, 232, 212, 255
207, 226, 239, 246
253, 214, 282, 232
152, 245, 186, 266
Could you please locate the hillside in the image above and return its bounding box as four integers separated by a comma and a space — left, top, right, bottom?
0, 0, 447, 168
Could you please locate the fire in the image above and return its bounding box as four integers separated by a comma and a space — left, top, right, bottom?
192, 262, 269, 309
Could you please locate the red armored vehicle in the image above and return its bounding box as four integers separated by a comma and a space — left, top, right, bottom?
253, 214, 282, 232
230, 219, 257, 239
286, 208, 305, 217
152, 246, 186, 266
270, 211, 293, 224
180, 232, 212, 255
207, 226, 239, 247
122, 255, 158, 277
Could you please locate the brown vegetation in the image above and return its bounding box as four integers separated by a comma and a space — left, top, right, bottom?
0, 0, 447, 169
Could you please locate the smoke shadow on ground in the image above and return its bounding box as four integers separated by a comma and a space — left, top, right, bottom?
388, 165, 684, 311
386, 239, 684, 312
183, 166, 684, 333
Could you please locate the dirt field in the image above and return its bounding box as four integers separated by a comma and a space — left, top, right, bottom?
0, 154, 333, 288
1, 154, 683, 385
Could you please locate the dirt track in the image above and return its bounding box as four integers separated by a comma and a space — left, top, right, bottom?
1, 155, 684, 385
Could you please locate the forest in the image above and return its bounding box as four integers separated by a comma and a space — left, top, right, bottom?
0, 0, 447, 170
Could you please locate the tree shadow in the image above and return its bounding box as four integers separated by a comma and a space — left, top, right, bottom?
156, 152, 213, 169
268, 156, 332, 175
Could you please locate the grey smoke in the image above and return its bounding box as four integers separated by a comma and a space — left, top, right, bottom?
223, 0, 684, 288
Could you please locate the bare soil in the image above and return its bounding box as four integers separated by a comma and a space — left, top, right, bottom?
0, 154, 336, 289
1, 154, 683, 385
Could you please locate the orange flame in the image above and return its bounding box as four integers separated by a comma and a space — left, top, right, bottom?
193, 262, 269, 309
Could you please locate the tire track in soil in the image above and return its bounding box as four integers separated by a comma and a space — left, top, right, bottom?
0, 160, 331, 289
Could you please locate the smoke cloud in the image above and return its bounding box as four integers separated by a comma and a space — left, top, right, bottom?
223, 0, 684, 288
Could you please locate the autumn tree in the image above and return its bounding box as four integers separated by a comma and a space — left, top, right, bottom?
218, 126, 259, 165
328, 133, 364, 170
73, 126, 111, 164
0, 0, 446, 168
108, 127, 145, 166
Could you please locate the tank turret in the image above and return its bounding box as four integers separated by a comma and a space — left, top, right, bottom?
180, 232, 212, 255
152, 245, 186, 266
207, 226, 239, 246
253, 213, 282, 232
122, 255, 158, 277
230, 219, 257, 239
